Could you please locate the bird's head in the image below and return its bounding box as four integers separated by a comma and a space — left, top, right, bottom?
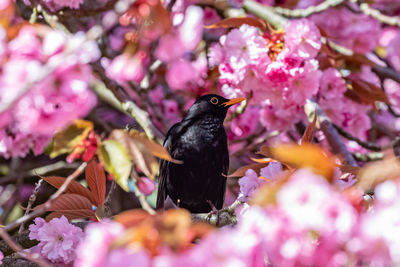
185, 94, 246, 121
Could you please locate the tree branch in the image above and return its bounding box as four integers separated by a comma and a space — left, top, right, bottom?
0, 228, 51, 267
191, 199, 244, 227
19, 179, 43, 234
91, 63, 164, 141
4, 162, 87, 232
333, 124, 382, 151
304, 100, 358, 166
272, 0, 344, 18
358, 2, 400, 27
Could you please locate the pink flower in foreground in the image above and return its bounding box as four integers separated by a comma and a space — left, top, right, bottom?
75, 220, 125, 267
0, 250, 3, 265
284, 19, 321, 59
353, 180, 400, 266
103, 249, 151, 267
29, 216, 84, 264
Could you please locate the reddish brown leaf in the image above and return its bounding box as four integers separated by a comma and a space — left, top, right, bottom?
85, 160, 106, 206
342, 53, 377, 67
48, 194, 93, 211
301, 113, 317, 144
204, 17, 267, 31
348, 78, 389, 105
46, 210, 95, 221
228, 163, 269, 178
42, 176, 97, 205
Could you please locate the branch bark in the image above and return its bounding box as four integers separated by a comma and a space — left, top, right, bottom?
304, 100, 358, 166
4, 162, 87, 232
191, 199, 244, 227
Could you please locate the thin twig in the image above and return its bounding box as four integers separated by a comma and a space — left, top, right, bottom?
101, 180, 117, 218
19, 179, 43, 234
91, 62, 164, 141
353, 152, 384, 162
0, 161, 80, 185
243, 0, 287, 29
4, 162, 87, 232
272, 0, 344, 18
305, 100, 358, 166
134, 190, 156, 215
0, 228, 52, 267
333, 124, 382, 151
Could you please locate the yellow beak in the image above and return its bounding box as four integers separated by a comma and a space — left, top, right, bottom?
221, 97, 246, 107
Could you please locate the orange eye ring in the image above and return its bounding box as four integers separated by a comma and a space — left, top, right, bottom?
210, 97, 219, 105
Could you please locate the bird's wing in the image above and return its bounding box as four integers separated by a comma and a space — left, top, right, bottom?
156, 122, 180, 210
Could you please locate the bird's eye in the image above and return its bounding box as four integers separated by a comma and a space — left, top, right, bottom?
210, 97, 219, 105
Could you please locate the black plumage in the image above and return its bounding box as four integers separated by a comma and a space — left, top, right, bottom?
156, 94, 245, 213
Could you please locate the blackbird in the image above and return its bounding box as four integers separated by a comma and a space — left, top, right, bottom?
156, 94, 245, 213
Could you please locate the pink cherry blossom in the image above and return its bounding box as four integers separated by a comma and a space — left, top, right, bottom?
106, 51, 147, 84
387, 31, 400, 72
75, 220, 125, 267
156, 5, 203, 63
238, 169, 266, 201
311, 7, 381, 53
238, 162, 283, 201
29, 216, 84, 264
229, 107, 260, 139
284, 19, 321, 59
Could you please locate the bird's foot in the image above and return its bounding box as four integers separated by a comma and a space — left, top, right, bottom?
206, 200, 233, 227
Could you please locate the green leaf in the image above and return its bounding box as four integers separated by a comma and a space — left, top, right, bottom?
98, 140, 132, 191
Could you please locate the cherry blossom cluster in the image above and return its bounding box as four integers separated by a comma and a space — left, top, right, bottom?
58, 168, 400, 267
210, 19, 322, 131
28, 216, 84, 264
0, 25, 99, 158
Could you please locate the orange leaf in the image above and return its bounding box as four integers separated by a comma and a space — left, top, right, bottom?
159, 209, 192, 251
301, 113, 317, 144
129, 130, 182, 164
114, 209, 152, 228
42, 176, 97, 206
110, 130, 154, 178
85, 160, 106, 206
228, 163, 270, 178
204, 17, 267, 31
250, 157, 277, 163
271, 143, 336, 180
258, 145, 271, 158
